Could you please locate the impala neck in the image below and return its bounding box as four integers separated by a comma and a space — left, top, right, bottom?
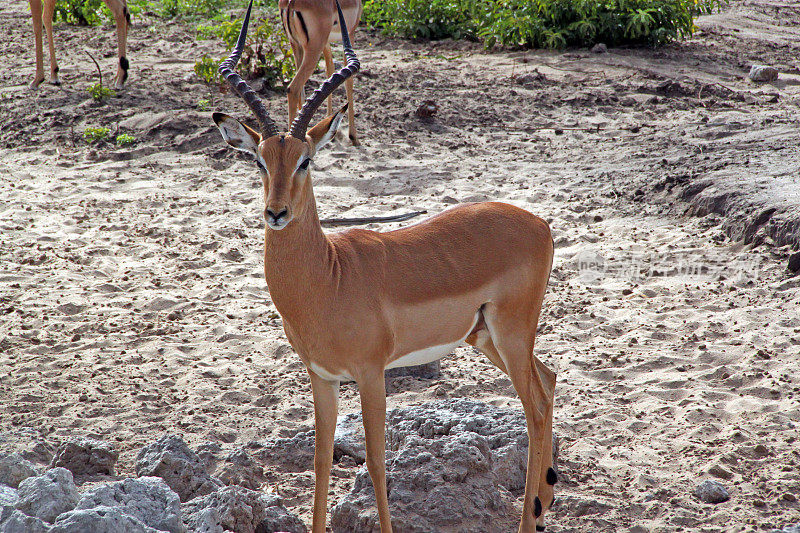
262, 185, 335, 316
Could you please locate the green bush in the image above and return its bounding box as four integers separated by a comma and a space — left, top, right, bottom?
53, 0, 112, 25
197, 14, 295, 89
87, 82, 115, 102
363, 0, 725, 48
83, 126, 111, 143
115, 133, 136, 146
195, 55, 221, 85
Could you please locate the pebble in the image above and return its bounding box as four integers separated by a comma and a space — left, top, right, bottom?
694, 479, 730, 504
748, 65, 779, 82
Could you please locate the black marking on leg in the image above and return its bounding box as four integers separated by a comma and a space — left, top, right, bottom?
534, 496, 542, 518
120, 56, 129, 83
296, 11, 308, 43
547, 467, 558, 486
536, 526, 546, 532
124, 6, 130, 25
54, 66, 59, 74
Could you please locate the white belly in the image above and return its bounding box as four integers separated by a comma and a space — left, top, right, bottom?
310, 361, 352, 382
385, 312, 479, 370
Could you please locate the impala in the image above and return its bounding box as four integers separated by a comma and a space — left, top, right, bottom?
28, 0, 130, 90
212, 2, 557, 531
279, 0, 362, 145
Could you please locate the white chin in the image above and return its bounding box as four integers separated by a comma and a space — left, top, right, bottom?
267, 219, 291, 230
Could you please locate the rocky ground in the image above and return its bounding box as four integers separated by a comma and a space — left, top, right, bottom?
1, 0, 799, 531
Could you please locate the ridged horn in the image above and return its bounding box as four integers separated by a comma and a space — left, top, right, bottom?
289, 0, 360, 140
219, 0, 279, 138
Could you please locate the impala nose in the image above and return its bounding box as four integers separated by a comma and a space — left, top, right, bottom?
265, 207, 289, 226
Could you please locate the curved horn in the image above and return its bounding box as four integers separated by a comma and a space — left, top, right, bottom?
219, 0, 279, 138
289, 0, 360, 140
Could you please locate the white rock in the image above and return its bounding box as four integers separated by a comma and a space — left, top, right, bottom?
50, 505, 166, 533
1, 510, 50, 533
76, 477, 184, 533
15, 468, 78, 523
0, 453, 39, 488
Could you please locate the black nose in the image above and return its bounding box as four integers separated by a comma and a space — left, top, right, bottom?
266, 208, 288, 223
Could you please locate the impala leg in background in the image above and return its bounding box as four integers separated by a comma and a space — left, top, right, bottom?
287, 37, 327, 127
29, 0, 46, 89
357, 370, 393, 533
42, 0, 59, 85
106, 0, 130, 90
322, 43, 334, 115
345, 76, 358, 145
309, 372, 340, 533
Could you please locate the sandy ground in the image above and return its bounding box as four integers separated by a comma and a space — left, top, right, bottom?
1, 0, 799, 531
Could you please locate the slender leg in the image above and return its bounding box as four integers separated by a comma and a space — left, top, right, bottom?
504, 346, 549, 533
345, 76, 358, 145
105, 0, 129, 89
29, 0, 45, 89
357, 370, 393, 533
534, 356, 557, 531
322, 43, 334, 116
42, 0, 59, 85
289, 40, 303, 105
309, 371, 340, 533
484, 300, 551, 533
287, 38, 326, 128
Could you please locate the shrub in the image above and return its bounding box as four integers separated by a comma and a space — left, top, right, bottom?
83, 126, 111, 143
196, 14, 295, 89
87, 82, 115, 102
53, 0, 111, 25
194, 55, 221, 85
115, 133, 136, 146
363, 0, 726, 48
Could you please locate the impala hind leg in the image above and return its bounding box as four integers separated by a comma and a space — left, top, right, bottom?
29, 0, 46, 89
356, 370, 393, 533
534, 356, 557, 531
106, 0, 129, 89
345, 76, 358, 145
309, 372, 340, 533
287, 39, 326, 127
484, 313, 554, 532
322, 43, 334, 116
42, 0, 59, 85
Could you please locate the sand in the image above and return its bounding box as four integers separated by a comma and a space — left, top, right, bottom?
0, 0, 799, 530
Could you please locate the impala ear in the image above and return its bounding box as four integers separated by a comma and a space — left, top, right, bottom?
213, 112, 261, 157
307, 104, 347, 154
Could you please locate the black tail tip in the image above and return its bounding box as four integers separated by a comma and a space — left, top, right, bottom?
534, 496, 542, 518
547, 467, 558, 485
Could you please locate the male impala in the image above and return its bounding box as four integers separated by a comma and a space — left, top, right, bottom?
28, 0, 130, 90
279, 0, 362, 145
213, 2, 557, 531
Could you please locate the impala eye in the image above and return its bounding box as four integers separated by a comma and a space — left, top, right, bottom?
256, 159, 266, 172
298, 158, 311, 171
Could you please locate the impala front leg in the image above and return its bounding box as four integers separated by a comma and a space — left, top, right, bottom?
309, 371, 340, 533
357, 369, 393, 533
